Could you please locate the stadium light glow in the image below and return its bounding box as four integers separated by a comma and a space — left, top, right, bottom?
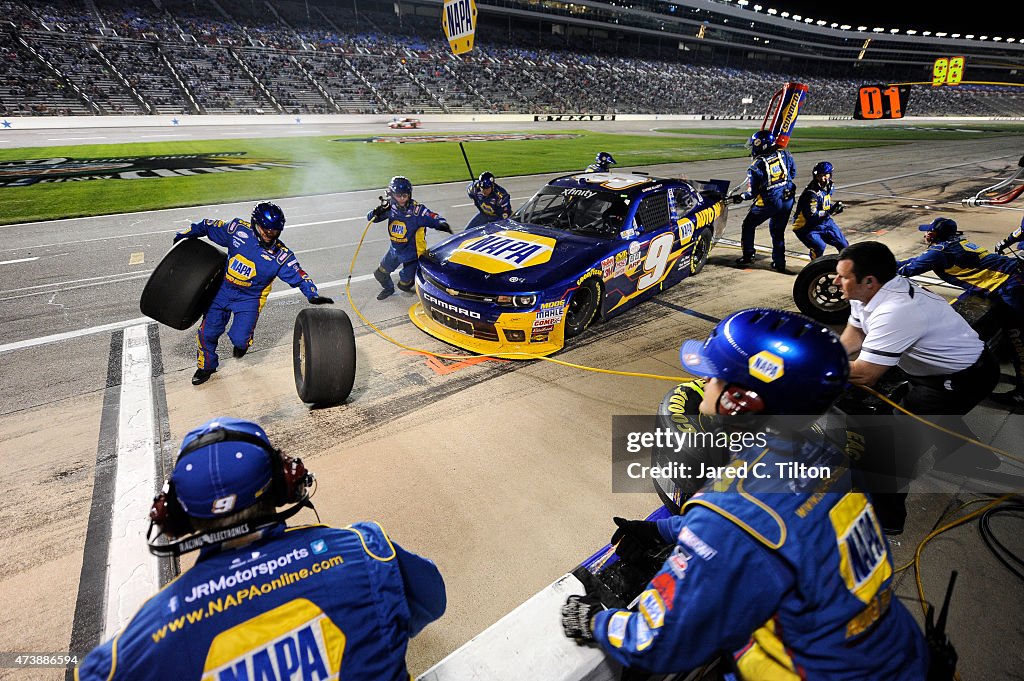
857, 26, 867, 31
805, 17, 814, 23
889, 28, 899, 33
980, 35, 988, 40
965, 34, 974, 38
873, 27, 884, 33
994, 37, 1002, 41
922, 31, 931, 36
753, 4, 762, 11
906, 30, 916, 35
780, 11, 789, 17
792, 14, 801, 20
935, 32, 947, 37
951, 33, 960, 38
767, 8, 777, 15
817, 20, 826, 26
830, 22, 838, 28
840, 24, 851, 29
737, 0, 748, 5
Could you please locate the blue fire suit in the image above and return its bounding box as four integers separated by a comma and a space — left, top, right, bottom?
174, 218, 321, 371
368, 200, 448, 292
898, 236, 1024, 389
586, 162, 613, 173
738, 150, 797, 267
466, 180, 512, 229
592, 434, 929, 679
76, 522, 446, 681
995, 220, 1024, 254
792, 182, 848, 259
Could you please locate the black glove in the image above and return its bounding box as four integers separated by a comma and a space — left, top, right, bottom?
611, 516, 668, 562
995, 241, 1007, 255
829, 201, 845, 215
438, 222, 453, 233
308, 296, 334, 305
561, 594, 603, 643
371, 204, 389, 221
730, 194, 745, 205
782, 186, 796, 201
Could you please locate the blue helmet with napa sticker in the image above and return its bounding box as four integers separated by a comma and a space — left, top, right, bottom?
478, 171, 495, 189
746, 130, 777, 157
596, 151, 617, 167
388, 175, 413, 199
812, 161, 834, 191
679, 308, 849, 415
171, 417, 276, 519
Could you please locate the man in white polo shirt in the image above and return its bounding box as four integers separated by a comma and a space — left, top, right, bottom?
833, 241, 999, 531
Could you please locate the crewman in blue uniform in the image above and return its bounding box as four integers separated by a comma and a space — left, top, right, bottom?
466, 171, 512, 229
173, 202, 333, 385
76, 416, 446, 681
586, 151, 617, 173
898, 217, 1024, 406
792, 160, 849, 259
368, 176, 451, 301
561, 308, 929, 679
732, 130, 797, 273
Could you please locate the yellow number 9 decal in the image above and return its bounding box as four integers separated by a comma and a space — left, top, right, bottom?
932, 58, 948, 86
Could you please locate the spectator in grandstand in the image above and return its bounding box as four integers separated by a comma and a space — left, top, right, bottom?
561, 308, 929, 679
173, 202, 334, 386
732, 130, 797, 274
368, 176, 452, 300
792, 161, 848, 260
76, 416, 446, 681
898, 217, 1024, 407
466, 171, 513, 229
586, 151, 617, 173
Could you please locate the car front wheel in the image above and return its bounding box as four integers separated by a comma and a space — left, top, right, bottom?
563, 278, 602, 338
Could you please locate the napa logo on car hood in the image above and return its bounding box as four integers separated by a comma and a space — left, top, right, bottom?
447, 230, 557, 274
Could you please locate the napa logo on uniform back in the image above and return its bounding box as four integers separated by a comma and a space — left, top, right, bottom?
830, 493, 892, 603
447, 230, 556, 274
227, 255, 258, 285
202, 598, 345, 681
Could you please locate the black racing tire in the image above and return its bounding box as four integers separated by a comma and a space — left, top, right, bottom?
293, 307, 357, 406
140, 238, 226, 330
792, 255, 850, 325
564, 278, 602, 339
689, 230, 713, 276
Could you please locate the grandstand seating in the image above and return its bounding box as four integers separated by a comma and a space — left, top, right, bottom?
1, 0, 1022, 118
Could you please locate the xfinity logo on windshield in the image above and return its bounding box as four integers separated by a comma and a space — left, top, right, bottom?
562, 188, 596, 198
424, 293, 482, 319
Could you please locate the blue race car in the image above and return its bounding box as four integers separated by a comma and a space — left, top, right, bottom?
409, 171, 730, 357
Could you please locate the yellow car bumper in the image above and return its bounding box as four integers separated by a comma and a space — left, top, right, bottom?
409, 302, 566, 359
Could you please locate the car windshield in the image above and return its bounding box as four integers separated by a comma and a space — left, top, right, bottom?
513, 186, 628, 236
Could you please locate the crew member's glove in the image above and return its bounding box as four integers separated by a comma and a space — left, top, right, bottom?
611, 516, 668, 562
308, 296, 334, 305
370, 204, 389, 221
438, 222, 453, 233
782, 186, 796, 201
561, 594, 603, 644
173, 223, 201, 243
829, 201, 845, 215
730, 194, 745, 205
994, 240, 1007, 254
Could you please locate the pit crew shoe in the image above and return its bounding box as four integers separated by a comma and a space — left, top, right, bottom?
735, 255, 755, 266
990, 388, 1024, 409
191, 368, 216, 385
397, 279, 415, 293
232, 345, 248, 359
770, 262, 794, 275
377, 288, 395, 301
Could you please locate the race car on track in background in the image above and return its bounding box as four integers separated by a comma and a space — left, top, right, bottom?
388, 117, 422, 129
409, 171, 730, 357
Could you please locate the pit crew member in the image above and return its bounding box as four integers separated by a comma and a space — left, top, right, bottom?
732, 130, 797, 273
897, 217, 1024, 407
76, 416, 446, 681
173, 202, 333, 386
368, 176, 451, 300
792, 160, 849, 259
586, 151, 617, 173
994, 216, 1024, 255
466, 171, 512, 229
561, 308, 928, 679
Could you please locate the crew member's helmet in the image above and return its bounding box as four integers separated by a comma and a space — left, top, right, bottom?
388, 176, 413, 199
679, 308, 849, 416
919, 217, 961, 244
251, 202, 285, 248
596, 151, 617, 167
812, 161, 834, 190
746, 130, 777, 156
478, 171, 495, 189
